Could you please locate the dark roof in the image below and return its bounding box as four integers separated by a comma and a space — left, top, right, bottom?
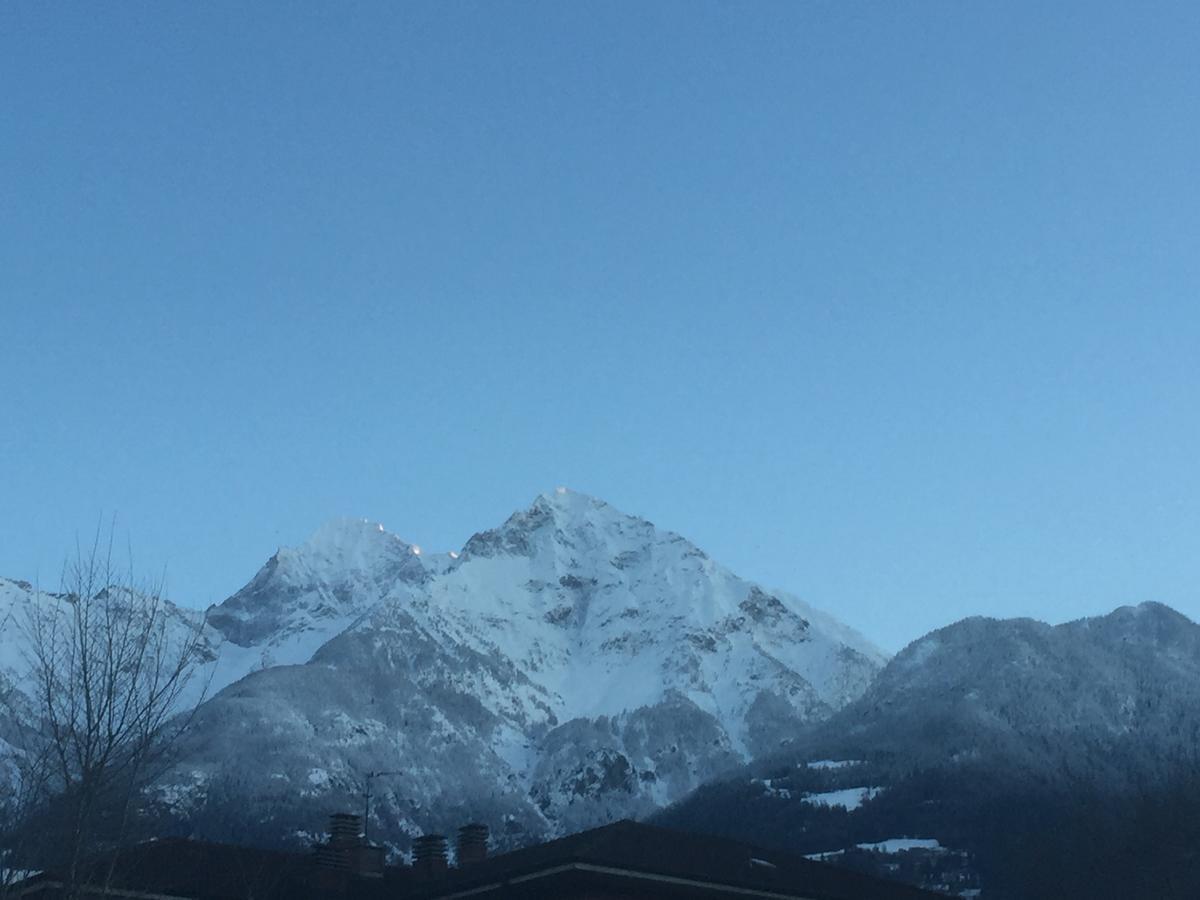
12, 822, 944, 900
15, 837, 311, 899
14, 837, 415, 900
414, 820, 945, 899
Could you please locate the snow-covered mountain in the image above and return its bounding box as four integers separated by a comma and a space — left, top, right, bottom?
826, 601, 1200, 768
0, 490, 884, 850
655, 603, 1200, 898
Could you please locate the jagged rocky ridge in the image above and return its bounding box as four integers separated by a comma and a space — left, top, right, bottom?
0, 490, 884, 851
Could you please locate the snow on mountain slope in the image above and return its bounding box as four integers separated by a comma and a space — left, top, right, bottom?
152, 489, 885, 848
0, 576, 245, 717
0, 578, 37, 680
654, 603, 1200, 898
1, 491, 885, 851
827, 601, 1200, 767
197, 518, 468, 696
206, 517, 430, 647
412, 490, 882, 751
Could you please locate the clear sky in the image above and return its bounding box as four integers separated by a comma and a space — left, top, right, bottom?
2, 2, 1198, 651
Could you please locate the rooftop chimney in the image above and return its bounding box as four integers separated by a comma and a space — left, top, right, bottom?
313, 813, 384, 879
314, 814, 359, 872
329, 813, 362, 848
456, 824, 489, 867
412, 834, 449, 879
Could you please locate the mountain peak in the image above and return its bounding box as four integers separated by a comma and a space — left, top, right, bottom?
301, 516, 409, 551
462, 489, 657, 561
524, 486, 614, 519
1108, 600, 1189, 622
1086, 601, 1198, 649
276, 516, 424, 574
204, 517, 431, 648
533, 485, 606, 511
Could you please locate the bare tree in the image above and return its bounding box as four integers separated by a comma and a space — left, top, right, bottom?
0, 666, 52, 900
13, 528, 209, 898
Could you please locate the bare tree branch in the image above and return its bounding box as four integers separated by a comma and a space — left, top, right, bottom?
7, 525, 209, 899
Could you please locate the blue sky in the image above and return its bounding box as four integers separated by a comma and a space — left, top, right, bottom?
2, 2, 1198, 650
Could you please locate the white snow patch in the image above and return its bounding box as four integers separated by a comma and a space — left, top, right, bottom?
857, 838, 943, 853
752, 777, 792, 800
806, 837, 943, 860
804, 849, 845, 861
800, 786, 882, 810
805, 759, 864, 770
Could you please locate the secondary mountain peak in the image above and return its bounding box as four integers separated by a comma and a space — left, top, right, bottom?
289, 512, 467, 580
205, 518, 429, 650
1102, 599, 1192, 625
302, 515, 395, 545
286, 516, 422, 570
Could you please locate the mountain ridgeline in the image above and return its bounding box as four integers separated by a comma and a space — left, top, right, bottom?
654, 602, 1200, 899
3, 492, 1198, 899
0, 490, 884, 851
